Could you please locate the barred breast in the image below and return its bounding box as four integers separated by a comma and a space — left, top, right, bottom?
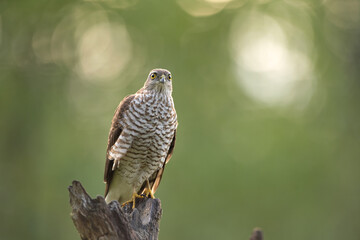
114, 91, 177, 190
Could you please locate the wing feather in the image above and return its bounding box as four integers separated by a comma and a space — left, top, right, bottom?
104, 94, 135, 196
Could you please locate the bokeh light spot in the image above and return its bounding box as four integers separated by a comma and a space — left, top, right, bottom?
75, 22, 132, 82
83, 0, 138, 9
176, 0, 232, 17
230, 12, 315, 109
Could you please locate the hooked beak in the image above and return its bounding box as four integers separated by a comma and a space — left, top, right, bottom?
159, 75, 166, 83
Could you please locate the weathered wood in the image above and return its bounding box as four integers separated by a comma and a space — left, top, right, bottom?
249, 228, 263, 240
68, 180, 162, 240
68, 180, 263, 240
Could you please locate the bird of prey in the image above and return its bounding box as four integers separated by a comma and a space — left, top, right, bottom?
104, 68, 178, 208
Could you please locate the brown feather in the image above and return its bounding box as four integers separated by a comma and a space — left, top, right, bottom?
104, 94, 136, 196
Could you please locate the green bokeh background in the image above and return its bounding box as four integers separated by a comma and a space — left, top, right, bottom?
1, 0, 359, 239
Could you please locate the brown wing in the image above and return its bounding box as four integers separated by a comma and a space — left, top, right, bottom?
139, 130, 177, 195
104, 94, 135, 196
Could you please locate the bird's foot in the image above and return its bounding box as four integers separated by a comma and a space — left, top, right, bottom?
144, 188, 155, 199
144, 179, 155, 199
121, 193, 144, 209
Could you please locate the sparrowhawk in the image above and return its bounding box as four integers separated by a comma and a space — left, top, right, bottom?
104, 69, 178, 208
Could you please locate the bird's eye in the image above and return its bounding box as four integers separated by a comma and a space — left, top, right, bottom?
168, 74, 172, 80
151, 73, 157, 79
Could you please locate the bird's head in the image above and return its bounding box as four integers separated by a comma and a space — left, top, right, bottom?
144, 68, 173, 95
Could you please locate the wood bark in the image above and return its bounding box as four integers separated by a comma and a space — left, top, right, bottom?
249, 228, 263, 240
68, 180, 263, 240
68, 180, 162, 240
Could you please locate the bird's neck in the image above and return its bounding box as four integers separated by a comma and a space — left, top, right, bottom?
143, 88, 172, 99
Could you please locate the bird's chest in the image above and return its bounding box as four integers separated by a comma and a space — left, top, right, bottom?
116, 94, 176, 186
126, 95, 176, 152
145, 100, 171, 122
140, 103, 175, 143
138, 95, 175, 130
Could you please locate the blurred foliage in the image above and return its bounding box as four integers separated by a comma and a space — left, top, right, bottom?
0, 0, 360, 239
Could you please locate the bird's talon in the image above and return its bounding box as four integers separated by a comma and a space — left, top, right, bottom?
122, 192, 144, 209
144, 180, 155, 199
144, 188, 155, 199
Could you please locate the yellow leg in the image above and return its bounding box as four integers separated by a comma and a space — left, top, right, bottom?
121, 191, 144, 209
144, 180, 155, 199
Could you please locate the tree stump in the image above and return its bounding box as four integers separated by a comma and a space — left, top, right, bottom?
249, 228, 263, 240
68, 180, 263, 240
68, 181, 162, 240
